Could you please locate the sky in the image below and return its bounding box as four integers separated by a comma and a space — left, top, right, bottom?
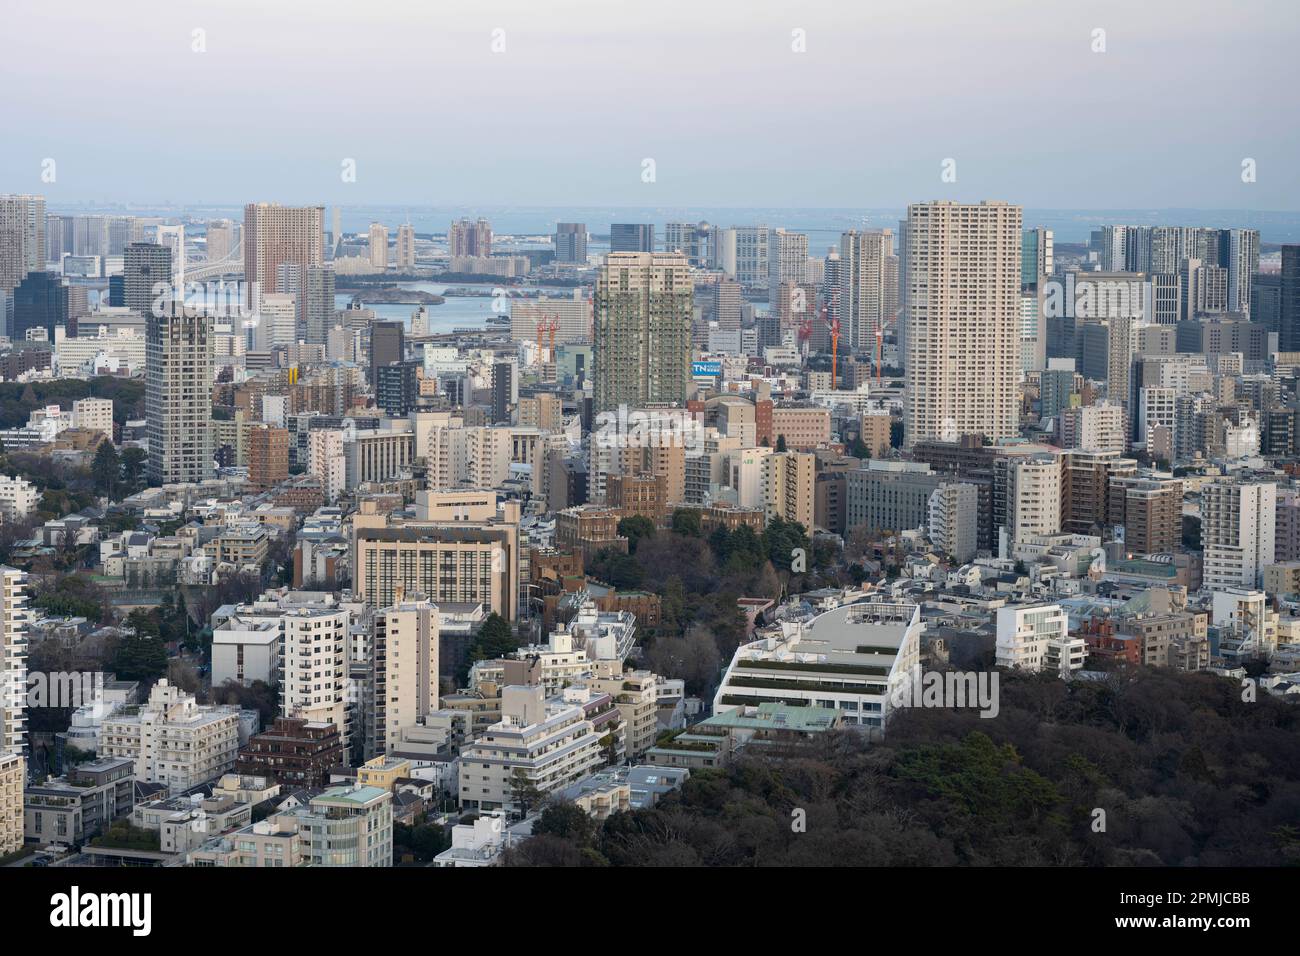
3, 0, 1297, 212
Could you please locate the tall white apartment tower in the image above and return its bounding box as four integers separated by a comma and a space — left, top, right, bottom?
368, 222, 389, 270
371, 597, 439, 756
839, 229, 892, 351
0, 567, 28, 755
1202, 480, 1277, 591
281, 607, 351, 749
904, 201, 1022, 447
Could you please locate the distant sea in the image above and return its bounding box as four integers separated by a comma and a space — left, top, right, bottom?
47, 203, 1300, 245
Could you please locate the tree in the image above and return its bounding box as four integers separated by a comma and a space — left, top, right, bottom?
617, 514, 655, 554
91, 441, 120, 499
508, 769, 544, 818
776, 434, 788, 453
532, 802, 596, 846
467, 612, 518, 667
670, 508, 702, 537
120, 447, 147, 491
111, 629, 167, 683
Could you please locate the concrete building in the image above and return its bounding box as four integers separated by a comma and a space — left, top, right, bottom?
1110, 475, 1183, 555
0, 567, 28, 755
904, 201, 1021, 446
100, 681, 240, 790
714, 601, 922, 734
372, 596, 439, 757
458, 685, 609, 812
1202, 480, 1277, 591
24, 757, 134, 845
243, 203, 325, 303
146, 307, 214, 485
298, 785, 392, 867
281, 607, 350, 747
0, 751, 21, 854
928, 481, 979, 562
0, 475, 38, 523
846, 461, 941, 535
593, 252, 693, 412
995, 604, 1083, 676
761, 451, 815, 529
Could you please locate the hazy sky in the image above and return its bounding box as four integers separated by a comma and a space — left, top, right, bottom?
3, 0, 1297, 210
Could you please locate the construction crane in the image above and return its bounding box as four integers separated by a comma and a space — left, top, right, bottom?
825, 297, 841, 390
875, 322, 883, 387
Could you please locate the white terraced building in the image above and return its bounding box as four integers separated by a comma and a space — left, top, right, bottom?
713, 601, 922, 734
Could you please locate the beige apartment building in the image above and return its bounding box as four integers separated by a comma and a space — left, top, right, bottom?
0, 751, 22, 854
904, 201, 1021, 447
281, 607, 351, 746
458, 685, 608, 812
372, 598, 439, 756
762, 451, 815, 529
100, 680, 240, 790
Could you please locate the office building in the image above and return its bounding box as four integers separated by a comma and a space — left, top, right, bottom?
1202, 480, 1276, 591
610, 223, 654, 253
554, 222, 588, 264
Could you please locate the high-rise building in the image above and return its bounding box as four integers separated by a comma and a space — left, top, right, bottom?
1282, 246, 1300, 352
838, 230, 891, 351
12, 271, 68, 342
554, 222, 588, 264
0, 194, 46, 293
448, 218, 492, 258
0, 751, 22, 855
303, 265, 337, 346
1021, 227, 1054, 290
904, 201, 1022, 447
146, 306, 214, 485
371, 597, 439, 756
124, 242, 173, 319
369, 321, 404, 388
610, 223, 654, 253
768, 229, 809, 308
281, 607, 351, 745
395, 223, 416, 269
0, 567, 28, 756
1202, 480, 1277, 591
377, 361, 420, 417
248, 424, 290, 489
243, 203, 325, 305
368, 222, 388, 270
206, 219, 238, 263
593, 252, 693, 412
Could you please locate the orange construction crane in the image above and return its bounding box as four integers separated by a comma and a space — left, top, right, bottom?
875, 323, 883, 387
825, 297, 841, 390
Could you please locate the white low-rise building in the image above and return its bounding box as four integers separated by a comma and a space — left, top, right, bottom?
713, 600, 923, 733
995, 603, 1084, 676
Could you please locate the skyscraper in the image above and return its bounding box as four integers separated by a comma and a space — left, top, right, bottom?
304, 265, 337, 346
593, 252, 693, 412
146, 304, 214, 485
768, 229, 809, 307
448, 218, 492, 258
904, 201, 1022, 447
368, 222, 389, 270
124, 242, 173, 318
395, 223, 416, 269
554, 223, 588, 264
838, 230, 891, 350
369, 321, 404, 388
0, 566, 27, 756
1280, 246, 1300, 352
610, 223, 655, 253
243, 203, 325, 305
0, 194, 46, 294
12, 271, 67, 342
